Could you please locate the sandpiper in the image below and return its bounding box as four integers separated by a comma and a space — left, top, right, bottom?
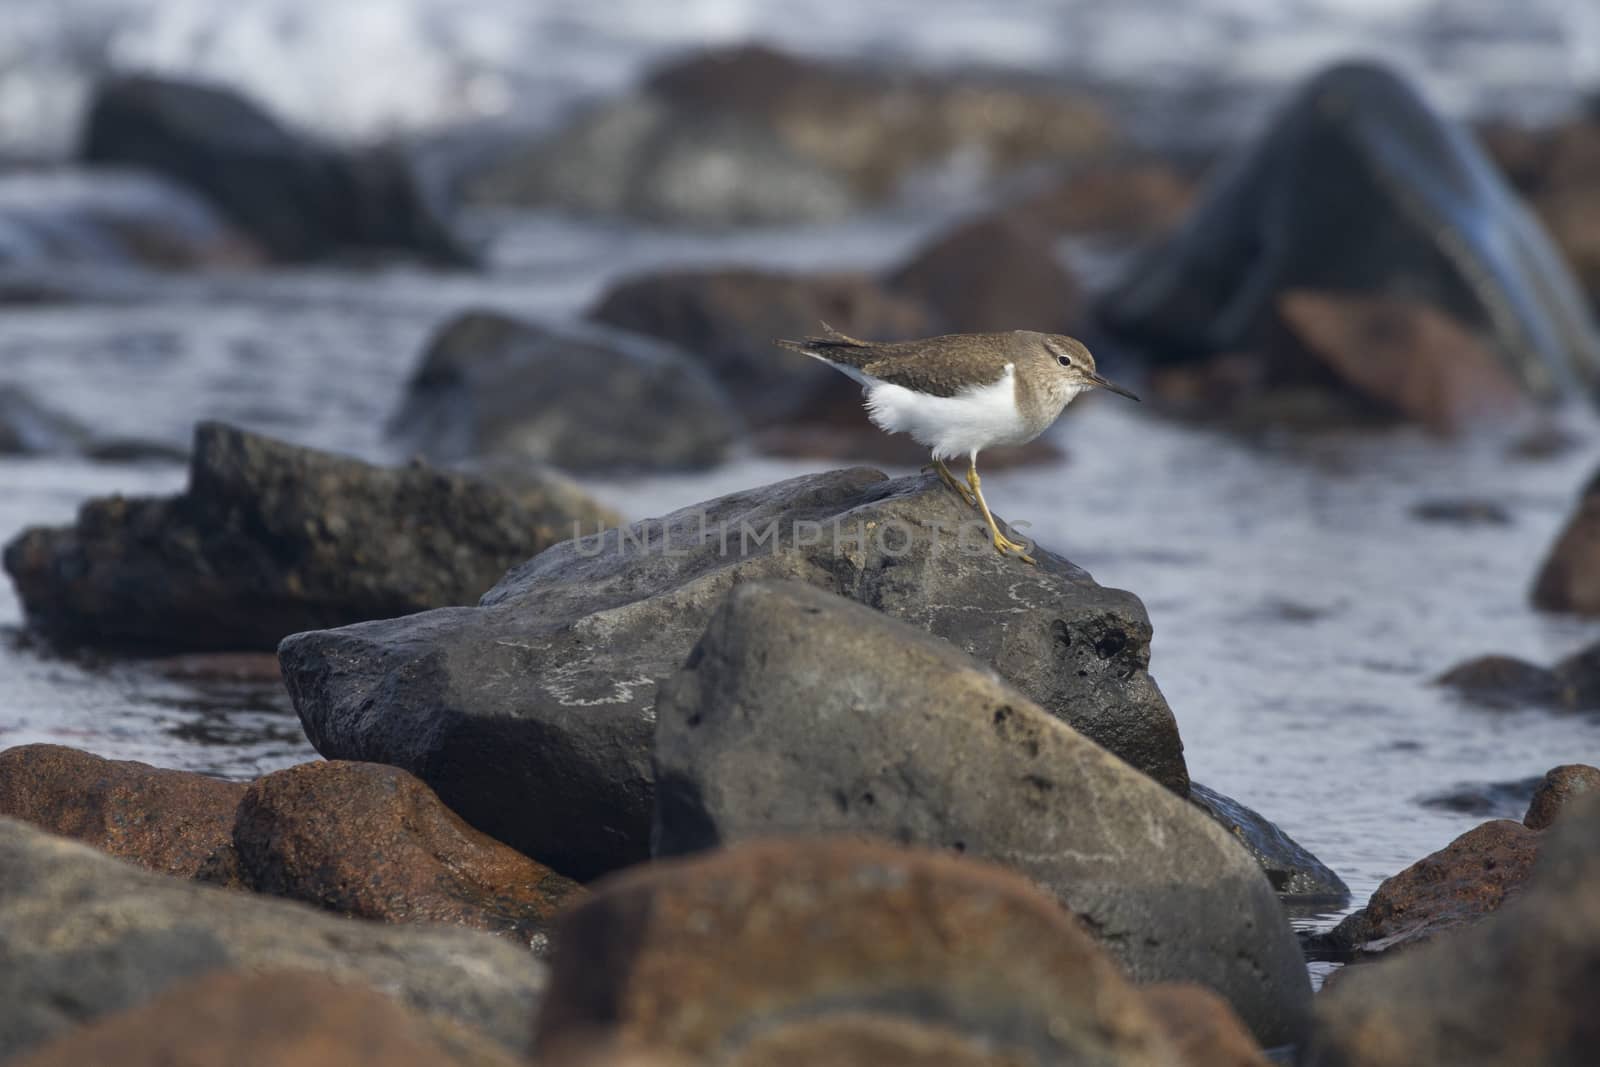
777, 325, 1139, 563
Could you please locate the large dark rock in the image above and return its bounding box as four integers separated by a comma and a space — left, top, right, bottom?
81, 74, 470, 265
1316, 819, 1541, 961
0, 745, 243, 878
0, 817, 546, 1060
533, 837, 1186, 1065
1302, 795, 1600, 1066
1188, 783, 1348, 901
386, 311, 740, 472
1101, 61, 1600, 419
589, 268, 933, 425
220, 760, 583, 952
3, 421, 618, 651
10, 970, 523, 1067
652, 580, 1307, 1046
281, 469, 1187, 882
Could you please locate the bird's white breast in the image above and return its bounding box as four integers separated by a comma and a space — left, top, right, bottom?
863, 364, 1051, 461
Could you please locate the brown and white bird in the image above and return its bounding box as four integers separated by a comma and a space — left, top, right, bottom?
777, 325, 1139, 563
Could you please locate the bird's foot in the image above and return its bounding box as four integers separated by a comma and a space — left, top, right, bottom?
927, 460, 977, 508
991, 531, 1036, 565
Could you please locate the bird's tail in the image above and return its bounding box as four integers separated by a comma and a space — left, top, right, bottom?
775, 320, 870, 356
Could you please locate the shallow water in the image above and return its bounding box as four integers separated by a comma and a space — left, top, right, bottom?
1, 0, 1599, 997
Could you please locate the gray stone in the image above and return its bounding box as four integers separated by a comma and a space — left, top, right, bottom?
652, 580, 1308, 1047
3, 421, 619, 651
281, 468, 1186, 881
0, 817, 545, 1060
386, 311, 741, 472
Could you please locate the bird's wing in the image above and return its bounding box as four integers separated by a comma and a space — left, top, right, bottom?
775, 328, 1010, 400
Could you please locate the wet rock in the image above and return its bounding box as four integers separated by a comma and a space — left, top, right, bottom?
467, 96, 852, 226
1481, 117, 1600, 304
1101, 61, 1600, 411
473, 44, 1114, 223
589, 268, 933, 425
1524, 763, 1600, 830
1532, 464, 1600, 614
1435, 653, 1569, 709
1301, 795, 1600, 1067
652, 580, 1304, 1045
281, 468, 1187, 882
0, 817, 545, 1060
884, 213, 1080, 335
387, 311, 739, 472
1417, 776, 1543, 819
533, 836, 1183, 1065
0, 745, 243, 878
10, 970, 522, 1067
1277, 290, 1531, 434
81, 75, 471, 266
1317, 819, 1540, 961
1187, 782, 1348, 900
0, 169, 259, 270
1409, 496, 1513, 525
1141, 984, 1271, 1067
3, 421, 617, 651
224, 760, 582, 951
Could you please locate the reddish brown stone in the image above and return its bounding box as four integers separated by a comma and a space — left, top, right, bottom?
1533, 469, 1600, 615
534, 837, 1177, 1066
1142, 984, 1271, 1067
1525, 764, 1600, 830
1010, 159, 1197, 237
8, 970, 520, 1067
1325, 820, 1541, 959
230, 760, 582, 949
1277, 290, 1531, 434
1435, 654, 1569, 708
885, 214, 1080, 335
0, 744, 243, 877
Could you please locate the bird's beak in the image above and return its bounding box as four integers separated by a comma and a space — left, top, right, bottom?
1087, 371, 1141, 402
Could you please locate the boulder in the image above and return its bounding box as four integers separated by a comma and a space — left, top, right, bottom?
3, 421, 618, 651
1523, 763, 1600, 830
1008, 158, 1197, 237
0, 169, 259, 271
1188, 783, 1348, 900
1141, 985, 1271, 1067
1276, 290, 1532, 434
280, 468, 1187, 881
1301, 795, 1600, 1066
0, 817, 545, 1060
386, 311, 740, 472
0, 744, 243, 877
651, 580, 1306, 1045
222, 760, 582, 951
9, 970, 522, 1067
884, 214, 1080, 335
532, 837, 1182, 1066
589, 268, 932, 425
1435, 652, 1571, 708
81, 75, 471, 265
1316, 819, 1541, 960
1532, 464, 1600, 614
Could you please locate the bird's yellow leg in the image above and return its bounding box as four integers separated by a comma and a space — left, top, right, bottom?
928, 456, 977, 508
967, 459, 1035, 565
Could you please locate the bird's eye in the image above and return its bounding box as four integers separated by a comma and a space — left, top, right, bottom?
1056, 355, 1071, 367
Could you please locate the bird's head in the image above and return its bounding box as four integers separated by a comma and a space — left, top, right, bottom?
1040, 334, 1140, 401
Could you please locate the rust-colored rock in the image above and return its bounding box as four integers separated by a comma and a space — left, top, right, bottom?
1435, 653, 1569, 708
1142, 984, 1270, 1067
228, 760, 583, 950
885, 214, 1080, 335
1322, 820, 1541, 959
533, 837, 1178, 1066
1278, 290, 1531, 434
1533, 466, 1600, 615
1010, 159, 1197, 237
1525, 764, 1600, 830
0, 744, 242, 877
9, 970, 521, 1067
590, 268, 933, 426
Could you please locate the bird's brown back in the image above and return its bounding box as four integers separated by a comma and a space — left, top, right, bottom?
777, 330, 1026, 398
